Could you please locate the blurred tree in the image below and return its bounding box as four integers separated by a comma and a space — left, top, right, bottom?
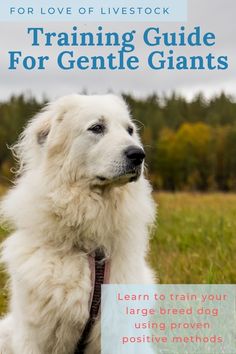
1, 92, 236, 191
0, 95, 43, 183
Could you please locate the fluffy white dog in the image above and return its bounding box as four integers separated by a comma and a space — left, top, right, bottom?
0, 94, 156, 354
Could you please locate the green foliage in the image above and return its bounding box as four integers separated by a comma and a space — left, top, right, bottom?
0, 94, 44, 184
1, 93, 236, 190
124, 92, 236, 191
155, 123, 215, 190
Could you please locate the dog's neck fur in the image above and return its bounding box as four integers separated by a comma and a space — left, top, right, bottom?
1, 171, 155, 258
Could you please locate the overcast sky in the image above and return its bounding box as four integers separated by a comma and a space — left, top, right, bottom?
0, 0, 235, 100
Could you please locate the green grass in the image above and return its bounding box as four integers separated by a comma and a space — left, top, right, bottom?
149, 193, 236, 284
0, 192, 236, 316
0, 185, 9, 315
0, 227, 8, 315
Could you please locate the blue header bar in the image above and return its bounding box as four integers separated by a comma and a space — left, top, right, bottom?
1, 0, 187, 22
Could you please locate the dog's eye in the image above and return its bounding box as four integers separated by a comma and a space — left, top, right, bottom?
88, 124, 105, 134
127, 126, 134, 136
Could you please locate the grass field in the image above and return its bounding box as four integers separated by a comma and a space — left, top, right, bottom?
0, 226, 8, 315
150, 193, 236, 284
0, 192, 236, 315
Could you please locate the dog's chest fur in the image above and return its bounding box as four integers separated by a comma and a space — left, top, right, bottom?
1, 179, 155, 353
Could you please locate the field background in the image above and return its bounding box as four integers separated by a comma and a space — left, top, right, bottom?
1, 191, 236, 316
151, 193, 236, 284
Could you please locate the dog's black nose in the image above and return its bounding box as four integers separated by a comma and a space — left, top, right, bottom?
125, 146, 145, 166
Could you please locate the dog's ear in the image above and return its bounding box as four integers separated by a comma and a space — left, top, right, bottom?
10, 106, 52, 175
36, 116, 51, 146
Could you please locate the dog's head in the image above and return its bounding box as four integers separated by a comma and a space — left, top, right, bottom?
15, 94, 145, 188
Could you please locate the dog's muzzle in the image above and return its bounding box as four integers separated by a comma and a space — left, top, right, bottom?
122, 145, 145, 181
124, 146, 145, 167
96, 146, 145, 184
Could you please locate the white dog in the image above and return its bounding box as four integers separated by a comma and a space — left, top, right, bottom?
0, 94, 156, 354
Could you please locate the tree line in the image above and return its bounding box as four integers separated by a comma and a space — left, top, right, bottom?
1, 93, 236, 191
